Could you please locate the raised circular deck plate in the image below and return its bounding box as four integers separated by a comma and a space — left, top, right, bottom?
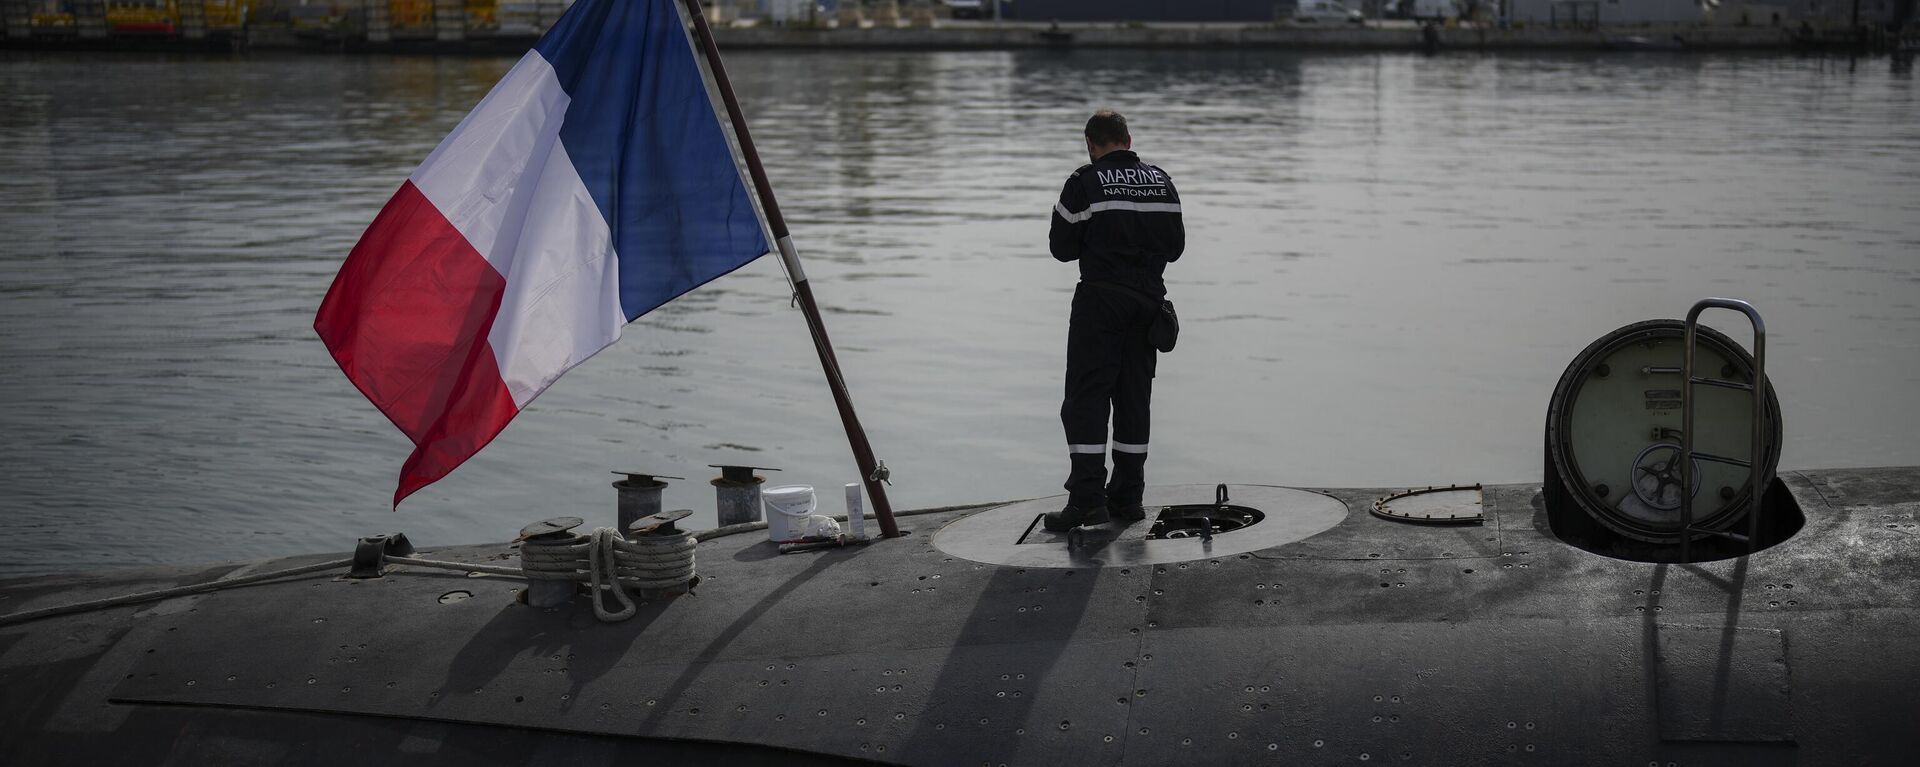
933, 484, 1348, 569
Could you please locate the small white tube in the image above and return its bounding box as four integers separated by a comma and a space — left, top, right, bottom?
844, 483, 866, 539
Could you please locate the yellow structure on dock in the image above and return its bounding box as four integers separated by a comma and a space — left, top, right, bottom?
1, 0, 549, 40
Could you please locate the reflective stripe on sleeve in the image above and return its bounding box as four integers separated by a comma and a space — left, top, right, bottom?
1054, 200, 1182, 224
1068, 444, 1106, 455
1112, 442, 1149, 454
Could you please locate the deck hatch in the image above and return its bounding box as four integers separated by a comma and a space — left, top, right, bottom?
1654, 624, 1794, 743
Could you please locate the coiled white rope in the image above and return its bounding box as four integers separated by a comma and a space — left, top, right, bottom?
516, 526, 697, 622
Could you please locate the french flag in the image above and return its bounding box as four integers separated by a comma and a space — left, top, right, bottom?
314, 0, 769, 505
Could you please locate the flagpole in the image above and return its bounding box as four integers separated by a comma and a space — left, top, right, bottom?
679, 0, 901, 538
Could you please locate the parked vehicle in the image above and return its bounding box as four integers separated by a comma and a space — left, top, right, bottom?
946, 0, 988, 19
1294, 0, 1364, 23
1409, 0, 1458, 21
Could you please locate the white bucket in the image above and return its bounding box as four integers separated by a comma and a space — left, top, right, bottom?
763, 484, 817, 542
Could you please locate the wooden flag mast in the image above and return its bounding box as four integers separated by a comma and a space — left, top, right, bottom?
678, 0, 901, 538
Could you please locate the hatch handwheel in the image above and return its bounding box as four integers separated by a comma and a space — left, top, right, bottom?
1629, 442, 1699, 512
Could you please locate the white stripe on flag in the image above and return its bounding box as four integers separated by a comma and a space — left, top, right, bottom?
1054, 200, 1182, 224
409, 50, 626, 408
1069, 444, 1105, 454
1112, 442, 1149, 454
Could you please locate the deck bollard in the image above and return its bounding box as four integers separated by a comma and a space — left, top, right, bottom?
612, 471, 680, 539
519, 517, 584, 608
710, 464, 777, 527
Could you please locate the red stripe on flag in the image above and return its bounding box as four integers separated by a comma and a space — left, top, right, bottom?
315, 180, 518, 506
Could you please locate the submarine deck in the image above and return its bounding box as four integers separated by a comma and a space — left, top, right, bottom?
3, 467, 1918, 765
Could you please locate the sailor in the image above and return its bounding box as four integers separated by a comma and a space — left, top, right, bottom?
1044, 110, 1184, 532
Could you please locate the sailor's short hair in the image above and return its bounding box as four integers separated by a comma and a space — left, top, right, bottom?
1084, 110, 1129, 147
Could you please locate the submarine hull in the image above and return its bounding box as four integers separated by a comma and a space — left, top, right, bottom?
3, 467, 1918, 765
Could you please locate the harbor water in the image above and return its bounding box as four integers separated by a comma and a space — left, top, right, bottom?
1, 50, 1916, 576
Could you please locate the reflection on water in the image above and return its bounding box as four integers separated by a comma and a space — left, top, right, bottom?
1, 50, 1916, 575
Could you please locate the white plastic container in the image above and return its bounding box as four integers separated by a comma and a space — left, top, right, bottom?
763, 484, 818, 543
844, 483, 866, 539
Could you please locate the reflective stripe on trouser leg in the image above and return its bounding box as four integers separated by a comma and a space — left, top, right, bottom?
1062, 283, 1122, 509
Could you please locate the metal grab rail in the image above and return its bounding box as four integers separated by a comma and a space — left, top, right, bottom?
1680, 298, 1770, 563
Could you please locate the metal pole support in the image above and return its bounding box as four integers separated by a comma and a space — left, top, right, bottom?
679, 0, 901, 538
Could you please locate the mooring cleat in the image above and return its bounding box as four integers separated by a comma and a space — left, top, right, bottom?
1042, 504, 1110, 532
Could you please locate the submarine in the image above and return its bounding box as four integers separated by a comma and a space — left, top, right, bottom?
2, 299, 1917, 765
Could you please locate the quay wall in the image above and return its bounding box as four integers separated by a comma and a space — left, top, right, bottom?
703, 24, 1804, 50
0, 14, 1892, 52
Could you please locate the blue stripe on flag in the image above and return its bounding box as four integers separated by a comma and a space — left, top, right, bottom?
535, 0, 770, 322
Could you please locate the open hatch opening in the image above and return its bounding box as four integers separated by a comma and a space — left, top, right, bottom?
1145, 504, 1266, 540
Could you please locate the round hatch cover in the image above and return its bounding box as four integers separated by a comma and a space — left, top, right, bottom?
1371, 485, 1484, 524
1545, 320, 1782, 544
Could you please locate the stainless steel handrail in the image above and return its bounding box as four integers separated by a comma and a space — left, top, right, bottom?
1680, 298, 1769, 563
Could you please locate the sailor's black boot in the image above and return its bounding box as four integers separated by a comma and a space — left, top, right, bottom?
1107, 451, 1147, 521
1043, 504, 1111, 532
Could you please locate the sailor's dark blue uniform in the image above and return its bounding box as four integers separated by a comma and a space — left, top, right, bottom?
1049, 149, 1184, 513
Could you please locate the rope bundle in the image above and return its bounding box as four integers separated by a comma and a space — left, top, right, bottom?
519, 526, 697, 622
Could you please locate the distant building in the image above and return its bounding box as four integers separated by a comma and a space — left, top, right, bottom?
1763, 0, 1901, 23
1507, 0, 1703, 24
1506, 0, 1901, 23
1013, 0, 1293, 22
